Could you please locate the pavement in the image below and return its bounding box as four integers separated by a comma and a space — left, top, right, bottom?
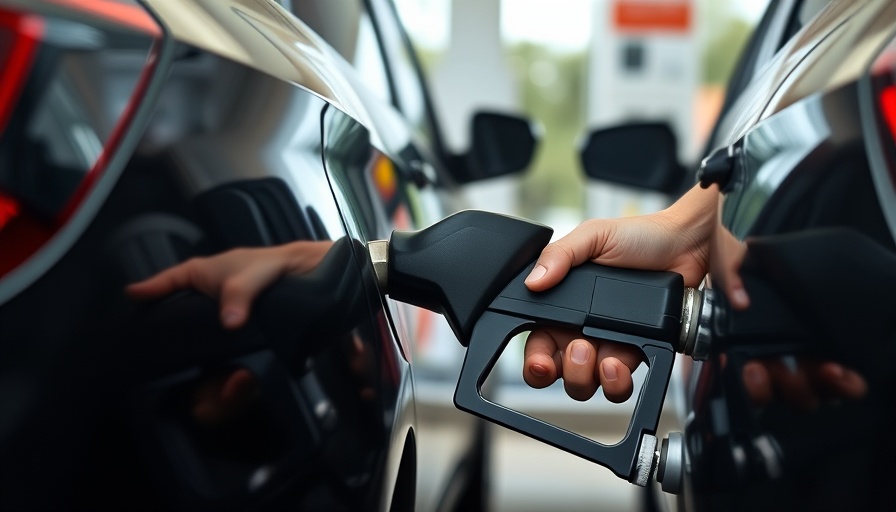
487, 384, 642, 512
484, 353, 684, 512
488, 421, 640, 512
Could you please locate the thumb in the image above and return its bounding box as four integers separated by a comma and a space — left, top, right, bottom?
524, 243, 572, 291
525, 219, 612, 291
218, 277, 258, 329
524, 233, 593, 292
217, 259, 288, 329
721, 271, 750, 310
713, 231, 750, 310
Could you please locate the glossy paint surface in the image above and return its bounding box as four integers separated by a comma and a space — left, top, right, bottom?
0, 0, 481, 510
680, 1, 896, 510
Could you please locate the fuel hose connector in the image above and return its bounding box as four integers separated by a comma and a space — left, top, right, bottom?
678, 286, 713, 361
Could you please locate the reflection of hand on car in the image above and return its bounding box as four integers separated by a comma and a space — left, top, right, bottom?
126, 240, 334, 329
127, 241, 335, 427
191, 368, 261, 426
741, 357, 867, 411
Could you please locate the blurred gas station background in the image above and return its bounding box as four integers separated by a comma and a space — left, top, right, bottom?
395, 0, 765, 224
390, 1, 768, 510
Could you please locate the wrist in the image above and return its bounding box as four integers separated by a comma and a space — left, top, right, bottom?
662, 184, 719, 232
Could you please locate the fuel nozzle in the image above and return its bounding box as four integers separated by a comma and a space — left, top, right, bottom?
367, 210, 555, 345
367, 210, 714, 493
370, 224, 713, 362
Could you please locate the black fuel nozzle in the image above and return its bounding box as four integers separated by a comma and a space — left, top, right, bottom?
368, 210, 555, 345
368, 209, 708, 490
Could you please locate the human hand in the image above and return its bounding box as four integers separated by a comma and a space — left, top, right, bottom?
523, 328, 643, 402
522, 185, 719, 402
126, 240, 334, 329
191, 368, 260, 426
742, 357, 867, 411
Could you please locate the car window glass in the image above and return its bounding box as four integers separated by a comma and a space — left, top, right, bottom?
718, 0, 831, 121
290, 0, 392, 106
322, 106, 420, 242
798, 0, 832, 26
707, 0, 839, 153
370, 0, 437, 146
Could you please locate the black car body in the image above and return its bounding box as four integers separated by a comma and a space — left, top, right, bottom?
684, 1, 896, 509
0, 0, 535, 510
585, 1, 896, 510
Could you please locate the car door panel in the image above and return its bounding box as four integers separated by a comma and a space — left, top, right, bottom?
682, 1, 896, 510
321, 102, 484, 511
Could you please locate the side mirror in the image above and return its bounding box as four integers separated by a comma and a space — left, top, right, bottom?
580, 122, 685, 194
452, 111, 538, 184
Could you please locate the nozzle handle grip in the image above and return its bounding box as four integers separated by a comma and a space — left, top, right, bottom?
454, 261, 683, 484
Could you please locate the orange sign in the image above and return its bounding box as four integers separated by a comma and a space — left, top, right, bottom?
613, 0, 692, 33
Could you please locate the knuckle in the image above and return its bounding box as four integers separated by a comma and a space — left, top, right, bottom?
539, 242, 562, 260
539, 242, 575, 270
181, 258, 200, 272
183, 258, 205, 282
220, 276, 247, 298
579, 218, 601, 231
556, 238, 579, 262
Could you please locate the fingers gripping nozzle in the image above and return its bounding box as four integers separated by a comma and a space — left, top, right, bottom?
368, 210, 708, 491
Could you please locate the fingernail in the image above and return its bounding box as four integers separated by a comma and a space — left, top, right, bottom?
525, 265, 547, 284
570, 342, 588, 365
221, 309, 242, 328
731, 288, 749, 307
530, 364, 549, 378
602, 361, 618, 382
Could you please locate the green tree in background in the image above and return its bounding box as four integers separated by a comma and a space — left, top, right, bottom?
508, 43, 588, 219
504, 3, 759, 220
700, 0, 756, 84
410, 1, 761, 221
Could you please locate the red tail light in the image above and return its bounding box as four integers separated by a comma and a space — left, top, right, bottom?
0, 3, 161, 278
871, 39, 896, 177
0, 192, 20, 230
868, 35, 896, 242
879, 85, 896, 141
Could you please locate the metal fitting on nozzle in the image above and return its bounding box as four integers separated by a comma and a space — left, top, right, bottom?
368, 240, 389, 293
632, 434, 658, 487
656, 432, 685, 494
678, 287, 713, 360
634, 432, 686, 494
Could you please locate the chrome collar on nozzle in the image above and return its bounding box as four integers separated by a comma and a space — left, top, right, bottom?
368, 239, 389, 293
678, 286, 713, 361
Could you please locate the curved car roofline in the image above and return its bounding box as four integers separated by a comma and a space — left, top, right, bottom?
142, 0, 375, 128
